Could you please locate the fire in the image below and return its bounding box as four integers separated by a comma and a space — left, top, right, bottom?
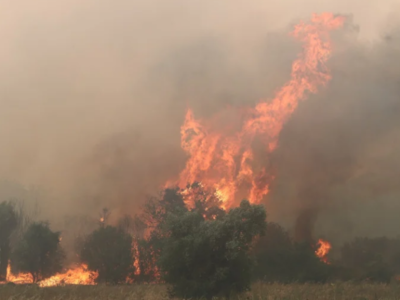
172, 13, 345, 208
3, 262, 97, 287
315, 238, 332, 263
38, 264, 98, 287
6, 262, 33, 284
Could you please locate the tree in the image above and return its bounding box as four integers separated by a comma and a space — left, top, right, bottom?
157, 199, 266, 299
80, 225, 135, 284
12, 222, 64, 282
135, 185, 226, 284
143, 187, 187, 231
0, 201, 18, 281
141, 188, 188, 280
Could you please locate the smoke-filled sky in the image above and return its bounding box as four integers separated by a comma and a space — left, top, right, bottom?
0, 0, 400, 243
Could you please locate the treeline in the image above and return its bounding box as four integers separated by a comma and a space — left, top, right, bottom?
1, 187, 400, 298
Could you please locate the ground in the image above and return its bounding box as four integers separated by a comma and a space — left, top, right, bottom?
1, 283, 400, 300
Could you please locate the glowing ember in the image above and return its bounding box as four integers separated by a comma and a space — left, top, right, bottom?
38, 264, 98, 287
172, 13, 345, 208
315, 239, 332, 263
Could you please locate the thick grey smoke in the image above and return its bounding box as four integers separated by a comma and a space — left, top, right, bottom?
0, 0, 399, 247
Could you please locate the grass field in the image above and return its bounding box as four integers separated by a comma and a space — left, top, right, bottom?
1, 282, 400, 300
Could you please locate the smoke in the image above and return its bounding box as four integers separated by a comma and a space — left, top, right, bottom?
0, 0, 399, 247
268, 19, 400, 244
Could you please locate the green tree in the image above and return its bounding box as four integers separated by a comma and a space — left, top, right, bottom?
158, 199, 266, 299
12, 222, 64, 282
80, 225, 135, 284
0, 201, 18, 281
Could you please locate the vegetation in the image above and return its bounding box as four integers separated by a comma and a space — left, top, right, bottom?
12, 222, 64, 282
338, 237, 400, 282
0, 201, 18, 281
2, 184, 400, 299
253, 223, 332, 283
158, 199, 266, 298
80, 225, 135, 284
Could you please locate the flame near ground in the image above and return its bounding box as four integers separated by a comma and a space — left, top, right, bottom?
1, 12, 341, 286
3, 262, 98, 286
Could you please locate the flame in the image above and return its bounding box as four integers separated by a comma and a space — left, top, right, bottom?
3, 262, 97, 286
126, 240, 140, 283
315, 238, 332, 264
172, 13, 345, 208
5, 262, 33, 284
38, 264, 98, 287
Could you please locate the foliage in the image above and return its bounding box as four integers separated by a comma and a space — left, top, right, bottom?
0, 201, 18, 281
157, 199, 267, 299
12, 222, 64, 282
80, 225, 135, 284
252, 222, 333, 283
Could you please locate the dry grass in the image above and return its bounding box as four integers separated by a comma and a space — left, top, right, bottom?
1, 282, 400, 300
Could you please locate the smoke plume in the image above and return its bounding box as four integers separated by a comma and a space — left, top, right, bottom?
0, 0, 399, 247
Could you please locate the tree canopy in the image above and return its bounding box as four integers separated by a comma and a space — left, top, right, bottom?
157, 199, 266, 299
80, 225, 135, 284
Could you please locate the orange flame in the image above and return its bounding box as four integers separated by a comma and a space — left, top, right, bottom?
38, 264, 98, 287
3, 262, 98, 287
172, 13, 345, 208
6, 262, 33, 284
315, 238, 332, 264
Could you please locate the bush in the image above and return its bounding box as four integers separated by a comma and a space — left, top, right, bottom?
80, 225, 135, 284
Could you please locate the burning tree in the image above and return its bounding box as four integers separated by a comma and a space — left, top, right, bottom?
11, 222, 65, 282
